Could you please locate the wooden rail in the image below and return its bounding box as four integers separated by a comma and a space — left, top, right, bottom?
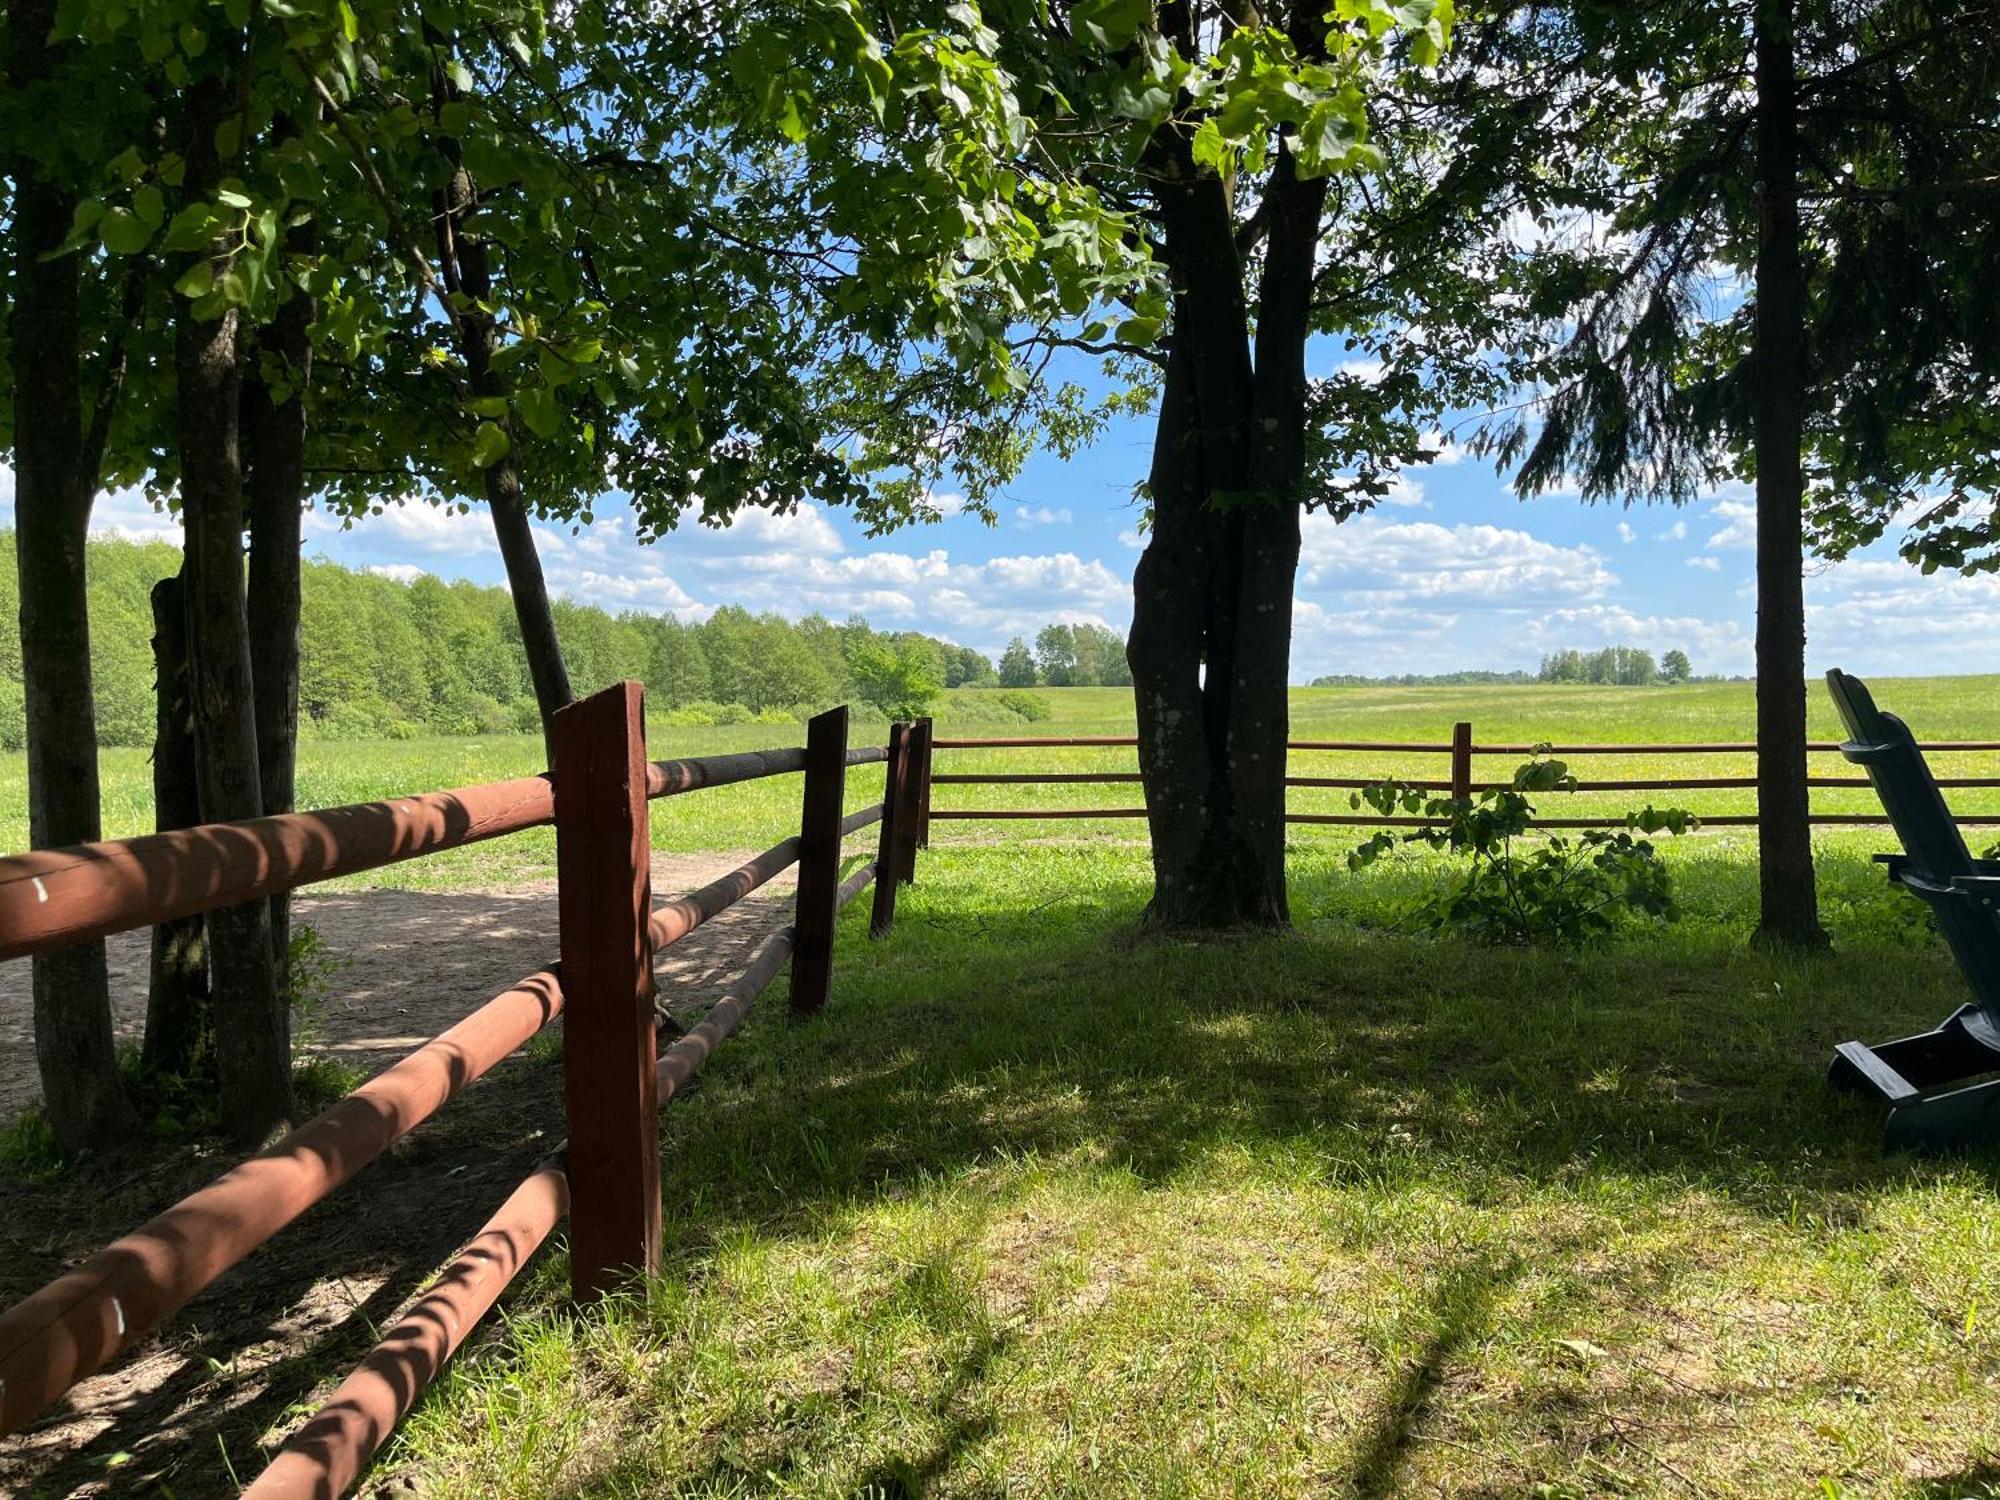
0, 686, 932, 1498
927, 722, 2000, 828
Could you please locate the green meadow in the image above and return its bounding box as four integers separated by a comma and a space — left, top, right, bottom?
5, 676, 1996, 891
381, 841, 2000, 1498
13, 677, 2000, 1495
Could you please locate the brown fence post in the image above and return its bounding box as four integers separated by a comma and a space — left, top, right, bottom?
914, 716, 934, 852
871, 722, 910, 937
897, 718, 929, 882
1451, 720, 1473, 802
790, 705, 849, 1014
553, 680, 659, 1301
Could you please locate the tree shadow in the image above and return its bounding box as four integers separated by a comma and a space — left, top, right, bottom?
1345, 1254, 1522, 1500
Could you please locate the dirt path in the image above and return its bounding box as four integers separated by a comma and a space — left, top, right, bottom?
0, 853, 797, 1498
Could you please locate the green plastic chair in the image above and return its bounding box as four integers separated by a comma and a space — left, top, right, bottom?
1825, 669, 2000, 1150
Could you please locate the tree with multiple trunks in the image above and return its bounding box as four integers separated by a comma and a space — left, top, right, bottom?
1482, 0, 2000, 950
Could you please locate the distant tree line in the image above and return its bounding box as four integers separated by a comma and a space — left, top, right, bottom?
993, 623, 1133, 688
0, 534, 1107, 750
1537, 647, 1694, 686
1309, 670, 1538, 687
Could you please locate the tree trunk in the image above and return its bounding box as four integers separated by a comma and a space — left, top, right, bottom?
1750, 0, 1829, 952
1126, 126, 1318, 931
145, 574, 211, 1080
245, 275, 312, 994
435, 143, 573, 759
6, 0, 136, 1150
178, 71, 294, 1143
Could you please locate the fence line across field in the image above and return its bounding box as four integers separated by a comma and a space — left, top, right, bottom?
929, 723, 2000, 828
0, 690, 938, 1500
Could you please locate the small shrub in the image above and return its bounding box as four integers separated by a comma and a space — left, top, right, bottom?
712, 701, 751, 725
0, 1108, 65, 1181
286, 922, 345, 1047
996, 690, 1052, 722
752, 707, 796, 726
1348, 754, 1695, 945
510, 699, 542, 736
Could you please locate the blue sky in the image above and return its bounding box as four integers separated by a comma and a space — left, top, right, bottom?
7, 342, 1994, 680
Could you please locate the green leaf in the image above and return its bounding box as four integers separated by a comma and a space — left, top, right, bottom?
99, 209, 153, 255
471, 421, 511, 469
131, 183, 166, 228
174, 261, 214, 298
517, 386, 560, 440
1115, 314, 1163, 346
337, 0, 358, 42
1068, 0, 1150, 51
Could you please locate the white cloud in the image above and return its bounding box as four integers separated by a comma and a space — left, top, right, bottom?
1416, 432, 1468, 467
1013, 504, 1074, 528
1705, 495, 1757, 551
1684, 555, 1722, 572
1298, 513, 1615, 607
1381, 475, 1427, 509
1616, 522, 1636, 543
368, 563, 424, 584
1116, 527, 1147, 550
1658, 520, 1689, 542
313, 502, 500, 558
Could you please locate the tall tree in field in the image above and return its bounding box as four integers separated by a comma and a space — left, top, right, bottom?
1, 0, 148, 1148
1484, 0, 2000, 949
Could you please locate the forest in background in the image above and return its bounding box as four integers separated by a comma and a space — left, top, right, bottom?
0, 533, 1142, 747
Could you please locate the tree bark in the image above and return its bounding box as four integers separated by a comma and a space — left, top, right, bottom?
1125, 97, 1318, 929
6, 0, 137, 1150
178, 71, 294, 1142
435, 146, 573, 759
245, 272, 312, 993
145, 574, 211, 1080
1750, 0, 1829, 951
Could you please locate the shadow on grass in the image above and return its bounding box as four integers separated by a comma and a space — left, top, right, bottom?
650, 848, 1996, 1273
1346, 1253, 1523, 1499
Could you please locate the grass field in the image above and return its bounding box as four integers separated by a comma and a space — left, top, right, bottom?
11, 677, 2000, 1494
376, 846, 2000, 1497
4, 675, 1997, 892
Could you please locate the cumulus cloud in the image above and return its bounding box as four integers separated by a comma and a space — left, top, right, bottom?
1658, 519, 1688, 541
1617, 522, 1637, 543
1299, 512, 1615, 607
1685, 555, 1722, 572
1013, 504, 1074, 528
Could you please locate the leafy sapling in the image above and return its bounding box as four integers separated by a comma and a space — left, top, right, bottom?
1347, 752, 1697, 946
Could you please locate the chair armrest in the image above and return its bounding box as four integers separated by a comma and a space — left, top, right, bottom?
1901, 871, 2000, 903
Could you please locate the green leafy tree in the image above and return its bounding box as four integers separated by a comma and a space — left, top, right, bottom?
998, 637, 1038, 688
1035, 624, 1078, 687
849, 639, 944, 720
1477, 0, 1998, 948
1661, 649, 1693, 684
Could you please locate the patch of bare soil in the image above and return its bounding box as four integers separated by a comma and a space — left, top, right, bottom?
0, 853, 796, 1499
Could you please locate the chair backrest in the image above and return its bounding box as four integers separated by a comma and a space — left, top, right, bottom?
1827, 668, 2000, 1015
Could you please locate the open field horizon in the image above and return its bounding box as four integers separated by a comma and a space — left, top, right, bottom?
4, 675, 1996, 891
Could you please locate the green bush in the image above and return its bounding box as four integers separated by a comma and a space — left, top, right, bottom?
996, 690, 1052, 722
1347, 755, 1695, 945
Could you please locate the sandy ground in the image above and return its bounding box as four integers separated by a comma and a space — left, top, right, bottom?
0, 853, 795, 1119
0, 852, 799, 1498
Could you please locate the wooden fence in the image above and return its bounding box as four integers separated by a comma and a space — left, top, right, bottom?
0, 685, 938, 1498
928, 721, 2000, 828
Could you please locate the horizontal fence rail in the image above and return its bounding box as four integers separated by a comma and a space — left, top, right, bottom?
0, 690, 934, 1500
927, 724, 2000, 829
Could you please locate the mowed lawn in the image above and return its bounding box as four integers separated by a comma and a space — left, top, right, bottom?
380, 845, 2000, 1498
